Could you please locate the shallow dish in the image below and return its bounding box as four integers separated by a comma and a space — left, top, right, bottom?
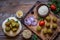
2, 17, 22, 37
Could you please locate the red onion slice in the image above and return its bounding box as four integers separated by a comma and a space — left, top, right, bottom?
28, 16, 35, 22
24, 19, 31, 26
24, 16, 37, 26
31, 20, 37, 26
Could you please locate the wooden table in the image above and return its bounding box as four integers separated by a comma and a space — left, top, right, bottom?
0, 0, 60, 40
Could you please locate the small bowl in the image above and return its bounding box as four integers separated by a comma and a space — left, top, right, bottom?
2, 17, 22, 37
22, 30, 32, 39
16, 10, 23, 18
37, 4, 50, 17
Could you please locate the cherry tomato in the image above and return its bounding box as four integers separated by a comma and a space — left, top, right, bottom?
50, 4, 56, 10
39, 21, 45, 26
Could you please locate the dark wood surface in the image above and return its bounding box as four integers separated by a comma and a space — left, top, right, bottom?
0, 0, 60, 40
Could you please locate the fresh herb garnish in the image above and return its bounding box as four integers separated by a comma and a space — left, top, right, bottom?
8, 19, 10, 22
31, 34, 38, 40
38, 17, 44, 20
48, 0, 60, 14
16, 21, 18, 23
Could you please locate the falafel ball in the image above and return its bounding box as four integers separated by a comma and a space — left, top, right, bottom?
5, 22, 10, 26
53, 17, 57, 23
43, 29, 47, 35
15, 23, 19, 28
52, 23, 57, 30
5, 27, 10, 32
46, 16, 51, 22
12, 28, 17, 32
47, 29, 52, 35
45, 23, 50, 28
36, 26, 41, 32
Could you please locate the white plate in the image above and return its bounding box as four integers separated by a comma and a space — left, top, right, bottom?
2, 17, 22, 37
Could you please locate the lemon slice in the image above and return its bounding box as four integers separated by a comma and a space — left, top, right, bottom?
16, 10, 23, 18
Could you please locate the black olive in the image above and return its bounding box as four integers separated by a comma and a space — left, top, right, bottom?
31, 11, 34, 14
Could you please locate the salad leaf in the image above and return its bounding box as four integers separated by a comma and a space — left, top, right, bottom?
31, 34, 38, 40
38, 17, 44, 20
8, 19, 10, 22
48, 0, 60, 14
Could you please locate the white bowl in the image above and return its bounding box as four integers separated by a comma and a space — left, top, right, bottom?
38, 5, 49, 17
2, 17, 22, 37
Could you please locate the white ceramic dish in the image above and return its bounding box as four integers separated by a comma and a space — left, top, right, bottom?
38, 5, 49, 17
2, 17, 22, 37
22, 30, 32, 39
